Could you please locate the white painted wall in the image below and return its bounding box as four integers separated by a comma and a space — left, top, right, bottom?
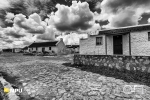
27, 39, 66, 54
130, 30, 150, 56
56, 39, 66, 54
107, 35, 113, 55
36, 47, 58, 53
80, 30, 150, 56
123, 34, 129, 55
80, 35, 106, 55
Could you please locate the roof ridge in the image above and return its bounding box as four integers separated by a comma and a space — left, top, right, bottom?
100, 24, 150, 31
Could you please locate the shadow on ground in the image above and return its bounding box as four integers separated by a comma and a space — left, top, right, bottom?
63, 62, 150, 87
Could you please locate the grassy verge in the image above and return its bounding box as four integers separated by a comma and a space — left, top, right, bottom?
63, 62, 150, 86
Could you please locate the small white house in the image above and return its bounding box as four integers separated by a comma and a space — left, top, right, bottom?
28, 39, 66, 54
80, 24, 150, 56
12, 48, 22, 53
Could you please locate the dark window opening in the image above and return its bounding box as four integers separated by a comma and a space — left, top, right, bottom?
96, 37, 103, 45
148, 32, 150, 41
49, 47, 51, 50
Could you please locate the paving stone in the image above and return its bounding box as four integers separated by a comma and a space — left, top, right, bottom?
87, 90, 99, 96
1, 54, 150, 100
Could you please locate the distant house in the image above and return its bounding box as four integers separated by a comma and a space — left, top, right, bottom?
12, 48, 22, 53
80, 24, 150, 56
28, 39, 66, 54
66, 45, 79, 53
2, 49, 13, 52
22, 46, 29, 53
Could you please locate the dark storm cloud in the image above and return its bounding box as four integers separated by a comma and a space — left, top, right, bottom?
55, 19, 93, 32
4, 39, 13, 43
139, 13, 150, 24
102, 0, 150, 13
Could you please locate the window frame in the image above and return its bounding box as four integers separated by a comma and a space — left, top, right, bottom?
96, 37, 103, 46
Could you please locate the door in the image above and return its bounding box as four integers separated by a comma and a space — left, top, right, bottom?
42, 47, 45, 52
113, 35, 123, 55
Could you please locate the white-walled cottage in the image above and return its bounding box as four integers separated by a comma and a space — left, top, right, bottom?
80, 24, 150, 56
28, 39, 66, 54
12, 48, 22, 53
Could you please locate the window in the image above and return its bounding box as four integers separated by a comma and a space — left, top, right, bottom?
96, 37, 103, 45
36, 47, 38, 50
49, 47, 51, 50
148, 32, 150, 41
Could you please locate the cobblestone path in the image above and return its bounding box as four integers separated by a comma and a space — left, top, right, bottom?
0, 53, 150, 100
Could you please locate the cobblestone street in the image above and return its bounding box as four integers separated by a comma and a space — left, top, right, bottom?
0, 53, 150, 100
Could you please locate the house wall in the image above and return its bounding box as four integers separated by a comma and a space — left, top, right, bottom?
37, 47, 58, 53
107, 35, 113, 55
80, 34, 130, 55
123, 34, 130, 55
130, 30, 150, 56
80, 35, 106, 55
57, 39, 66, 54
13, 48, 22, 53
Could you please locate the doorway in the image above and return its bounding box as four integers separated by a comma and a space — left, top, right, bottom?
42, 47, 45, 52
113, 35, 123, 55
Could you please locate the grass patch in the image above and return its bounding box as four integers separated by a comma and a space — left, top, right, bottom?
68, 64, 150, 86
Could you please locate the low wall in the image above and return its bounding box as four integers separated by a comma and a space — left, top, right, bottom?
74, 55, 150, 73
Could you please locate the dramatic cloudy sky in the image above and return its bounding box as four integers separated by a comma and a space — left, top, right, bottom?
0, 0, 150, 49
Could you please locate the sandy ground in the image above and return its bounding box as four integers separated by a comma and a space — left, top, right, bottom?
0, 53, 150, 100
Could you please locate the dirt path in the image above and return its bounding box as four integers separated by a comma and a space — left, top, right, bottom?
0, 53, 150, 100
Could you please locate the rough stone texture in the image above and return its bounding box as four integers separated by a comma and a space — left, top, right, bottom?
74, 55, 150, 73
0, 53, 150, 100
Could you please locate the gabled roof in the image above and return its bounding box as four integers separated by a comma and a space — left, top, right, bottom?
91, 24, 150, 36
28, 41, 59, 48
22, 46, 28, 50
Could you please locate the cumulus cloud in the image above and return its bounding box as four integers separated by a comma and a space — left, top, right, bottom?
49, 1, 94, 32
36, 26, 55, 40
56, 32, 88, 45
0, 0, 10, 9
97, 0, 150, 28
5, 12, 15, 23
14, 13, 46, 34
4, 27, 25, 38
0, 1, 102, 49
101, 0, 150, 14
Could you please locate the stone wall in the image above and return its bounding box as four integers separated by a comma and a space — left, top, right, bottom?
74, 55, 150, 73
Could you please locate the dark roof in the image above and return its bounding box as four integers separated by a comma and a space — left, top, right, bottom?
91, 24, 150, 36
22, 46, 28, 50
66, 45, 79, 48
28, 41, 59, 48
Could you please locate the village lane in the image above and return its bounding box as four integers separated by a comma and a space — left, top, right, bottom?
0, 53, 150, 100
